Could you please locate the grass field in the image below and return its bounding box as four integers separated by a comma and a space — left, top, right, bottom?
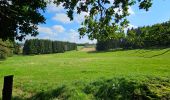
0, 48, 170, 99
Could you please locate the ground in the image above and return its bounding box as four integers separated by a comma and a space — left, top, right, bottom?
0, 48, 170, 99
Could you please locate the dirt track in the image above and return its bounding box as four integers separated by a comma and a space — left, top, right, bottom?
80, 47, 96, 52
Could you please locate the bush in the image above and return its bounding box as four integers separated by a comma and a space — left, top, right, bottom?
0, 46, 12, 59
0, 39, 14, 59
0, 47, 7, 59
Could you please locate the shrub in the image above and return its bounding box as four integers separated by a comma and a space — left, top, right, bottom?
0, 39, 14, 59
0, 47, 7, 59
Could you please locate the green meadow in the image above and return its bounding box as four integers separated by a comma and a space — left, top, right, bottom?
0, 48, 170, 99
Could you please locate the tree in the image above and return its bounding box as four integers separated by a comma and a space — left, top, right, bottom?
13, 43, 21, 54
0, 0, 152, 41
23, 39, 77, 55
96, 19, 170, 51
55, 0, 152, 41
0, 0, 46, 41
125, 20, 170, 49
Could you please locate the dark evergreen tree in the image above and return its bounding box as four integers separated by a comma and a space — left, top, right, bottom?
23, 39, 77, 55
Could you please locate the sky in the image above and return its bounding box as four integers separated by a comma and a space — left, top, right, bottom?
25, 0, 170, 44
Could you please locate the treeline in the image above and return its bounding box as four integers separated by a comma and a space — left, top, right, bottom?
97, 20, 170, 51
23, 39, 77, 55
0, 39, 21, 59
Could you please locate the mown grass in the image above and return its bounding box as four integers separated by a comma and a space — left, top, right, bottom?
0, 48, 170, 99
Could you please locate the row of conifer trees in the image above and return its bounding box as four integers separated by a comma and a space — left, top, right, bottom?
96, 20, 170, 51
23, 39, 77, 55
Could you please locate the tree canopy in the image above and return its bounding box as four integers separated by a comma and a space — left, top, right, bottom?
0, 0, 152, 41
0, 0, 46, 41
55, 0, 152, 41
96, 20, 170, 51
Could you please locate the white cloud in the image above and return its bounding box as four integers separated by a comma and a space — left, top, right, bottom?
24, 27, 97, 44
52, 25, 65, 33
109, 0, 114, 3
68, 29, 79, 43
127, 24, 138, 29
50, 0, 89, 24
78, 36, 97, 44
74, 12, 89, 23
52, 13, 72, 24
67, 29, 97, 43
128, 6, 135, 15
38, 26, 54, 35
114, 6, 135, 15
114, 8, 123, 15
52, 11, 89, 24
25, 35, 36, 40
47, 3, 64, 13
38, 25, 65, 36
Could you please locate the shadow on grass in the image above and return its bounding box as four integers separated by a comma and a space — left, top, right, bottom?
0, 59, 6, 61
88, 47, 168, 53
139, 49, 170, 58
84, 77, 170, 100
87, 48, 126, 53
12, 77, 170, 100
88, 47, 170, 58
13, 85, 69, 100
147, 49, 169, 58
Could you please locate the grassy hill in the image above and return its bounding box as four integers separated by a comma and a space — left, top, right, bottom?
0, 48, 170, 99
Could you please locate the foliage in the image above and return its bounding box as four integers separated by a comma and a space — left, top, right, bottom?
96, 20, 170, 50
23, 39, 77, 55
125, 20, 170, 49
0, 0, 152, 41
96, 40, 112, 51
55, 0, 152, 41
96, 32, 125, 51
77, 43, 85, 46
0, 39, 14, 59
13, 43, 21, 54
0, 46, 8, 59
0, 0, 46, 41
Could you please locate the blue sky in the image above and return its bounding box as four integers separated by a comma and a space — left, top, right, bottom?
26, 0, 170, 43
